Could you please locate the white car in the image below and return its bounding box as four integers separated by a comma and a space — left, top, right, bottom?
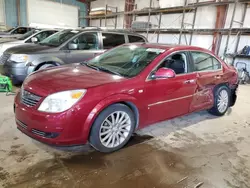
0, 29, 59, 56
0, 26, 35, 39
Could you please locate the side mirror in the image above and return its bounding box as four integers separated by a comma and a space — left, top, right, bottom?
31, 37, 38, 43
68, 43, 78, 50
152, 68, 176, 79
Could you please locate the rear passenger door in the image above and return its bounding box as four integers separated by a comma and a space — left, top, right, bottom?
189, 51, 223, 112
101, 32, 126, 50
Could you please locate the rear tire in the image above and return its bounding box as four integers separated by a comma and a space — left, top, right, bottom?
208, 85, 230, 116
89, 104, 135, 153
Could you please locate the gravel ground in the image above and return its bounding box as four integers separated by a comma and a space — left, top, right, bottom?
0, 85, 250, 188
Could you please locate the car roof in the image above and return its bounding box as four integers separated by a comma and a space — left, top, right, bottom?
67, 27, 145, 35
123, 43, 212, 53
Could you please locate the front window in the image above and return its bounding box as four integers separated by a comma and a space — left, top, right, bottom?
11, 27, 29, 34
67, 32, 99, 50
17, 29, 40, 40
39, 30, 79, 47
84, 45, 164, 78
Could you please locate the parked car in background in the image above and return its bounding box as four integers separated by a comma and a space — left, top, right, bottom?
0, 29, 59, 56
2, 28, 147, 84
14, 43, 238, 153
0, 26, 35, 39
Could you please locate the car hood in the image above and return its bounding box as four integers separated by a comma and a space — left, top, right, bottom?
0, 38, 17, 44
23, 64, 126, 96
5, 43, 56, 54
0, 40, 22, 51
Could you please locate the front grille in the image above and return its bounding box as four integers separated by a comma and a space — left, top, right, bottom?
0, 53, 10, 65
31, 129, 59, 138
16, 119, 27, 129
32, 129, 46, 137
21, 89, 41, 107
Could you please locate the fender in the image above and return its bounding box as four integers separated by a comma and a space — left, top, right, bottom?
82, 93, 139, 141
27, 56, 65, 74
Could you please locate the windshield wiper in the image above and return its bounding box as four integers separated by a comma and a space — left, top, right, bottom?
97, 66, 123, 77
85, 63, 100, 71
84, 63, 124, 77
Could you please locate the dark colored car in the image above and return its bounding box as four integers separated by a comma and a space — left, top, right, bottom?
2, 28, 147, 84
14, 43, 238, 153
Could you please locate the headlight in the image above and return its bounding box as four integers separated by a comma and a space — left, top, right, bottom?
9, 54, 28, 63
38, 90, 87, 113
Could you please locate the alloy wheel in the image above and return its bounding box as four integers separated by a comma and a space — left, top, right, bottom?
99, 111, 132, 148
217, 89, 229, 113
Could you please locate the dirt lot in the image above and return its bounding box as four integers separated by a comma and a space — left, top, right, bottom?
0, 85, 250, 188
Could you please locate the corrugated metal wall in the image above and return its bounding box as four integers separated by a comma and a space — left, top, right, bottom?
4, 0, 87, 27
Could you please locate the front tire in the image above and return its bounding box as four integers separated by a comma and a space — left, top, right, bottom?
208, 85, 230, 116
38, 63, 56, 70
89, 104, 135, 153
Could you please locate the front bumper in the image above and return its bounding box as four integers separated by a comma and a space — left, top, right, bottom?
230, 84, 238, 107
2, 60, 28, 84
14, 92, 90, 146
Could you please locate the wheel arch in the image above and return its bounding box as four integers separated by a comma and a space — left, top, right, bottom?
31, 56, 65, 72
34, 60, 64, 71
83, 94, 140, 141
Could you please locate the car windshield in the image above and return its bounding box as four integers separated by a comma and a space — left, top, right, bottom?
39, 30, 78, 47
3, 28, 14, 32
17, 29, 40, 40
84, 45, 165, 78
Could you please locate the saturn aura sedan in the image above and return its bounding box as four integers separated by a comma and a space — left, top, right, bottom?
14, 43, 238, 153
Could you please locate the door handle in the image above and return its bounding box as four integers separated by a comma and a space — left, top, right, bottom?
184, 79, 195, 84
215, 75, 222, 79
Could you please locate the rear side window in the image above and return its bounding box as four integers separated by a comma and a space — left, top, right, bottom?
128, 35, 145, 43
102, 33, 125, 49
191, 52, 222, 71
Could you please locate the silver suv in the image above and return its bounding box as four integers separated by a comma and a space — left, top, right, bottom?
2, 28, 147, 84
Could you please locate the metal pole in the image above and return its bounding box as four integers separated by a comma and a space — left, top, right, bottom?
234, 3, 247, 53
115, 7, 118, 29
189, 0, 199, 45
157, 13, 162, 43
224, 0, 238, 56
134, 4, 137, 21
146, 0, 153, 39
105, 4, 108, 27
179, 0, 188, 44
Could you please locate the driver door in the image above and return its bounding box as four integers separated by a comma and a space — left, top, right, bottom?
65, 32, 105, 63
144, 52, 197, 125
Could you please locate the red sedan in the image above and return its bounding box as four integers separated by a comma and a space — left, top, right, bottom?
14, 43, 238, 152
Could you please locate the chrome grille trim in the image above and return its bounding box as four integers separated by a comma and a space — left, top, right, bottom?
16, 119, 27, 130
21, 89, 41, 107
31, 129, 46, 137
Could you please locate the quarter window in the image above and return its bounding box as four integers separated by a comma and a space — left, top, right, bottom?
128, 35, 145, 43
191, 52, 222, 71
102, 33, 125, 49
